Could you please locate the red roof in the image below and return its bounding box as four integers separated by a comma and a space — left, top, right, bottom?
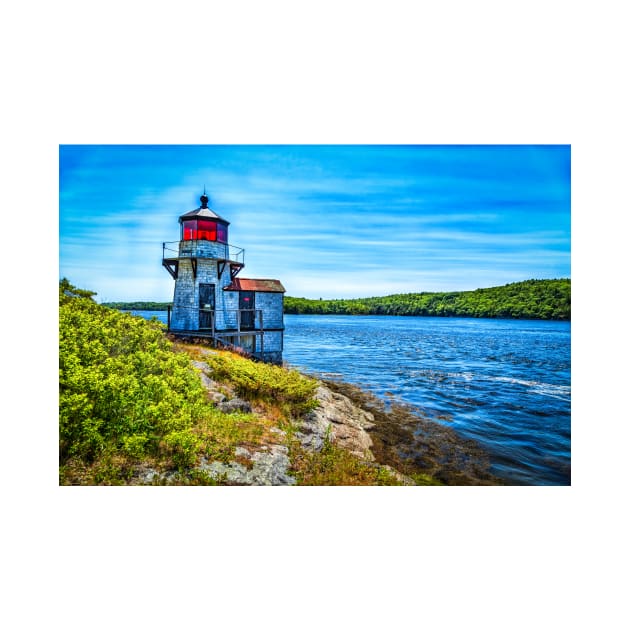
223, 278, 285, 293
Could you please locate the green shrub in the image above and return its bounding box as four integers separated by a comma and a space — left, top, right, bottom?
59, 280, 215, 479
121, 435, 150, 459
163, 429, 203, 469
204, 352, 319, 416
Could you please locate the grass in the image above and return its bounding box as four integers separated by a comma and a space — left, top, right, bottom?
200, 348, 320, 417
288, 435, 403, 486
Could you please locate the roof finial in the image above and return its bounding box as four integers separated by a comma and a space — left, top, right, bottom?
200, 187, 209, 209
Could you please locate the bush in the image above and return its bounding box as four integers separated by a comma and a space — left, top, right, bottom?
60, 280, 214, 478
204, 352, 319, 416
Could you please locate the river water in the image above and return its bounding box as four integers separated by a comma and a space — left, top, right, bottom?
132, 311, 571, 485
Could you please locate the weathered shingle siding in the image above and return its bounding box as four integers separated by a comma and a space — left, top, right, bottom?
255, 292, 284, 329
178, 240, 229, 260
170, 259, 197, 330
171, 258, 235, 330
171, 268, 285, 349
259, 331, 283, 364
220, 290, 240, 329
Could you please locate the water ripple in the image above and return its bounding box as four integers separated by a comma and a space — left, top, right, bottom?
283, 314, 571, 486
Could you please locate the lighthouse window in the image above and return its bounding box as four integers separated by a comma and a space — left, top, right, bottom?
197, 220, 217, 241
217, 223, 228, 243
182, 220, 198, 240
182, 219, 228, 242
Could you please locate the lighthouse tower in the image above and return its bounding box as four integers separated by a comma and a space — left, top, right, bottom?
162, 192, 285, 363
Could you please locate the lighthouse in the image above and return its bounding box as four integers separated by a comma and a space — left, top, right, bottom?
162, 192, 285, 363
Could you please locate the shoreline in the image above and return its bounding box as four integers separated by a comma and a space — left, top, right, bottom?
113, 306, 570, 323
171, 338, 503, 485
166, 344, 501, 485
317, 377, 501, 486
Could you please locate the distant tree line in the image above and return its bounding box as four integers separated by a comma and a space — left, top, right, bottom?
102, 301, 171, 311
283, 279, 571, 320
103, 279, 570, 321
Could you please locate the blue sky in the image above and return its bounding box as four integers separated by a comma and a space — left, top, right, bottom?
59, 145, 570, 302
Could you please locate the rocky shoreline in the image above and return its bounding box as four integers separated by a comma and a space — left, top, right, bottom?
133, 353, 500, 486
322, 378, 500, 485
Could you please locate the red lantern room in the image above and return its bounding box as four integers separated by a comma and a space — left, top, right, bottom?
178, 192, 229, 243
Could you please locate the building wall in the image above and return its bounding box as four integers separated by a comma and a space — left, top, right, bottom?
170, 259, 198, 330
219, 331, 283, 361
179, 239, 230, 260
254, 292, 284, 329
171, 258, 233, 330
259, 330, 283, 357
168, 241, 284, 363
220, 290, 241, 329
220, 291, 283, 331
172, 269, 284, 333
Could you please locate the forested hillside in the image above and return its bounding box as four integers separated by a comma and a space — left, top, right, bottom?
284, 279, 570, 320
103, 279, 570, 321
102, 301, 170, 311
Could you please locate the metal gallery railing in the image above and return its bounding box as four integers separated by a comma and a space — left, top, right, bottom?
162, 240, 245, 265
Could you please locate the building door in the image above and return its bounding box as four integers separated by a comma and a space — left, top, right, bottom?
199, 283, 215, 330
239, 291, 255, 330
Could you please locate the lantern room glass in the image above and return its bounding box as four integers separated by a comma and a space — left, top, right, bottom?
217, 223, 228, 243
197, 220, 217, 241
181, 219, 228, 243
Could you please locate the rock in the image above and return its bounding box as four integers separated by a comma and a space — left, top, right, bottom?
135, 467, 161, 484
191, 361, 224, 396
298, 384, 375, 460
249, 445, 296, 486
197, 446, 296, 485
185, 360, 411, 483
293, 429, 325, 452
132, 467, 181, 485
198, 459, 250, 484
217, 398, 252, 414
191, 361, 253, 409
